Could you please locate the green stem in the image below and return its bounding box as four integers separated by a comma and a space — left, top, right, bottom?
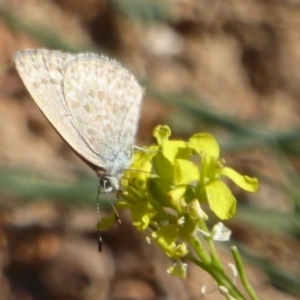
190, 235, 211, 264
231, 246, 260, 300
198, 218, 224, 269
188, 238, 245, 299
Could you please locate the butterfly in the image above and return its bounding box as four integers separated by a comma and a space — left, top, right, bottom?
14, 49, 144, 192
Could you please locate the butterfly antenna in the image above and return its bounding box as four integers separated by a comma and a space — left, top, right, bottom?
102, 180, 121, 224
96, 185, 103, 252
97, 181, 121, 252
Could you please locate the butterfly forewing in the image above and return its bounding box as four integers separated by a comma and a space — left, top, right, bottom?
14, 49, 144, 180
14, 49, 103, 166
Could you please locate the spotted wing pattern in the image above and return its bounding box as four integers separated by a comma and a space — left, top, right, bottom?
14, 49, 143, 179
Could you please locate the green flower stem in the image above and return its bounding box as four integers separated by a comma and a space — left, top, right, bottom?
231, 246, 260, 300
186, 253, 232, 300
198, 218, 224, 269
189, 236, 211, 265
186, 252, 245, 299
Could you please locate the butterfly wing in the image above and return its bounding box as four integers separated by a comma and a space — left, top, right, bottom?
14, 49, 103, 166
62, 54, 144, 176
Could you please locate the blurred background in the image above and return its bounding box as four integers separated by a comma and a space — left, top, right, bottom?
0, 0, 299, 299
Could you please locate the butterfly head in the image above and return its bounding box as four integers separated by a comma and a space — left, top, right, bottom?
96, 169, 120, 193
100, 175, 120, 193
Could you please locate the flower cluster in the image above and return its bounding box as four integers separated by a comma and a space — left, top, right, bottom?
99, 125, 258, 278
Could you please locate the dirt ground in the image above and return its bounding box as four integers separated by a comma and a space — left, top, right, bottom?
0, 0, 299, 299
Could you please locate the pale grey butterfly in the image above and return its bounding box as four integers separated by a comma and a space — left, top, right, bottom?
14, 49, 144, 251
14, 49, 144, 192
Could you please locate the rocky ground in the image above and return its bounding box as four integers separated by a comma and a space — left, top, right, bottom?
0, 0, 299, 299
